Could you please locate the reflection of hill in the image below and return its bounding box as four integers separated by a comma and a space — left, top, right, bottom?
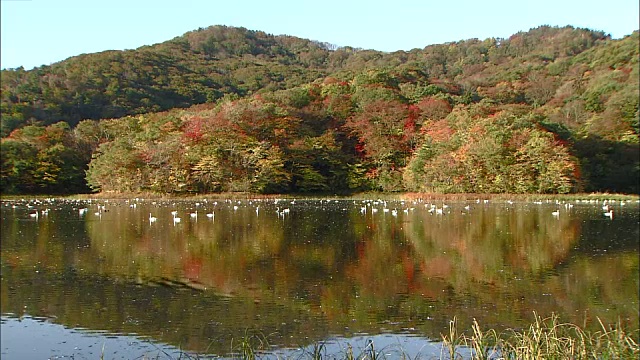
84, 202, 288, 297
404, 203, 579, 278
0, 265, 331, 354
395, 202, 639, 330
544, 254, 639, 323
1, 199, 638, 354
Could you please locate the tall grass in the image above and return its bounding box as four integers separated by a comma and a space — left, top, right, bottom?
112, 314, 638, 359
314, 313, 636, 360
229, 329, 273, 359
467, 313, 639, 360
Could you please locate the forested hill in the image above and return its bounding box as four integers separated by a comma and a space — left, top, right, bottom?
1, 25, 338, 136
1, 25, 638, 195
0, 25, 614, 136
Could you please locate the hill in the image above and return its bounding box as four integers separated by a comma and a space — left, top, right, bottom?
1, 25, 638, 194
1, 25, 337, 136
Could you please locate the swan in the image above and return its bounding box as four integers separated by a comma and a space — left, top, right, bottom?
171, 210, 181, 225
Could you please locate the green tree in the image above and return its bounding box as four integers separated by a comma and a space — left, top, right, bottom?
512, 130, 578, 193
86, 138, 145, 192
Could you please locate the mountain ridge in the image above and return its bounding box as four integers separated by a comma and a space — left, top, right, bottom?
1, 24, 620, 136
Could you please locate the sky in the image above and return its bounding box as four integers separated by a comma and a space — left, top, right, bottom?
1, 0, 639, 70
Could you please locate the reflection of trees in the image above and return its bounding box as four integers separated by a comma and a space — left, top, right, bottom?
402, 203, 579, 284
1, 199, 638, 354
339, 201, 637, 332
84, 201, 289, 296
0, 265, 331, 355
0, 204, 92, 272
543, 254, 639, 327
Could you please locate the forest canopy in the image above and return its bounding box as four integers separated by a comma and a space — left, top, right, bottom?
1, 25, 638, 195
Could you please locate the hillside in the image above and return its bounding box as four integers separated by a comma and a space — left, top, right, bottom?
0, 26, 337, 136
0, 25, 615, 136
1, 25, 638, 194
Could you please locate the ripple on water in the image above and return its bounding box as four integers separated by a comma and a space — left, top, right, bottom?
0, 316, 184, 360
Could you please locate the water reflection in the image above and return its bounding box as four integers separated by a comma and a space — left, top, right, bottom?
1, 316, 184, 360
1, 198, 638, 356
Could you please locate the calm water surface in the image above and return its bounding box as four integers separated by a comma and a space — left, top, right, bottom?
1, 197, 638, 358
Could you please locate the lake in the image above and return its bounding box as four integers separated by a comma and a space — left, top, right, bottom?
1, 196, 638, 359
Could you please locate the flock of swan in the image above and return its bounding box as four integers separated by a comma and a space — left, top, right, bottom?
2, 197, 635, 224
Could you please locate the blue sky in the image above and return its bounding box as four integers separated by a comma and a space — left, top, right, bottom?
1, 0, 638, 70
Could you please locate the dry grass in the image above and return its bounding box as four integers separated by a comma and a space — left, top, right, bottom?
117, 314, 638, 359
441, 313, 639, 360
177, 314, 637, 359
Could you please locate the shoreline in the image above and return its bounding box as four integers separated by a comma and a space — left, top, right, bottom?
2, 191, 638, 202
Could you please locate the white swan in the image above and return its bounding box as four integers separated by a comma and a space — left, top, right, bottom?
172, 210, 181, 225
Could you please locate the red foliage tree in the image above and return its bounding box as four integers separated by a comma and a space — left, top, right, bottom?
416, 97, 452, 122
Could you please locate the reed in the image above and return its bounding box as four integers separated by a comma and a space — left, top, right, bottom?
467, 318, 499, 360
317, 338, 404, 360
229, 329, 273, 360
311, 342, 328, 360
490, 313, 638, 360
441, 316, 465, 359
300, 314, 636, 359
115, 315, 638, 359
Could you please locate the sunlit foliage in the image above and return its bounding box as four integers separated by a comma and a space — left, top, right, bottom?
1, 26, 638, 194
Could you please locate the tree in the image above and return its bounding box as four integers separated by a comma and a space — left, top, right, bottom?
344, 99, 412, 191
250, 144, 291, 193
512, 129, 577, 193
86, 138, 145, 192
192, 155, 225, 192
0, 138, 38, 193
